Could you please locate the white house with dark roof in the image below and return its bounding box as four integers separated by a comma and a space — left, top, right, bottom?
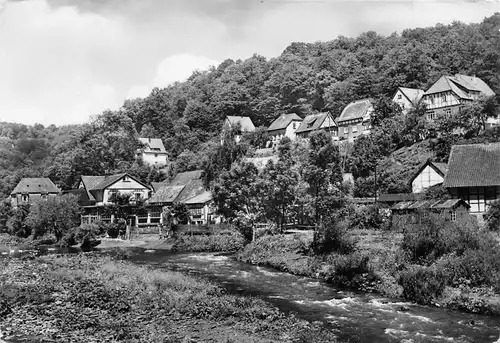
222, 116, 256, 143
295, 112, 337, 139
409, 160, 448, 193
137, 138, 168, 166
10, 178, 60, 207
267, 113, 303, 144
337, 99, 373, 142
392, 87, 424, 114
422, 74, 495, 122
444, 142, 500, 214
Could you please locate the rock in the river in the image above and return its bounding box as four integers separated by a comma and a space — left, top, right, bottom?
400, 305, 410, 312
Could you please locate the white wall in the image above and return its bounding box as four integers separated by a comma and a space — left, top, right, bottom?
285, 120, 301, 140
393, 90, 414, 114
141, 152, 168, 166
102, 177, 150, 204
412, 165, 444, 193
423, 91, 460, 110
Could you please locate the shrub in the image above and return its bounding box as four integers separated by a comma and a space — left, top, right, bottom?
320, 253, 378, 291
484, 199, 500, 231
348, 204, 387, 231
172, 230, 245, 252
99, 222, 120, 238
6, 204, 30, 238
398, 266, 447, 305
312, 216, 356, 255
60, 224, 104, 248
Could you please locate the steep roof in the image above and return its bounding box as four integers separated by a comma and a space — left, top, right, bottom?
424, 75, 495, 99
295, 112, 336, 134
337, 99, 373, 123
397, 87, 424, 105
151, 182, 169, 193
225, 116, 255, 132
443, 143, 500, 188
149, 185, 185, 204
169, 170, 204, 186
138, 138, 167, 154
90, 173, 129, 191
267, 113, 303, 132
80, 175, 106, 201
409, 160, 448, 184
11, 178, 59, 195
183, 190, 212, 205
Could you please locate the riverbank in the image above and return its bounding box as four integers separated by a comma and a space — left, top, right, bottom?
0, 253, 338, 343
237, 231, 500, 317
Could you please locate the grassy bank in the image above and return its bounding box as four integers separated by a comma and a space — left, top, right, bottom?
172, 230, 245, 253
238, 230, 500, 316
0, 253, 338, 343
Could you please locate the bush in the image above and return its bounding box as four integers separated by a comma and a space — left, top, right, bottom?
484, 199, 500, 231
320, 253, 378, 291
60, 224, 104, 248
400, 213, 481, 265
312, 217, 356, 255
172, 230, 245, 252
99, 222, 120, 238
398, 266, 447, 305
348, 204, 387, 231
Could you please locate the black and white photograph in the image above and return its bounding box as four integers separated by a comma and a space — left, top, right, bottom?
1, 0, 500, 341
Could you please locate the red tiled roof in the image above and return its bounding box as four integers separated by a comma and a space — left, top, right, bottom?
443, 143, 500, 188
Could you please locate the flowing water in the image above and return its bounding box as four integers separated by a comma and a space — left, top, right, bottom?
1, 246, 500, 342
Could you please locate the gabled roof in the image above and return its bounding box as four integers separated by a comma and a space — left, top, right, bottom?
138, 138, 167, 154
183, 190, 212, 205
225, 116, 255, 132
443, 143, 500, 188
267, 113, 303, 132
149, 170, 210, 205
11, 178, 59, 195
295, 112, 336, 134
90, 173, 129, 191
80, 176, 106, 201
391, 198, 469, 211
409, 160, 448, 185
424, 75, 495, 99
395, 87, 424, 105
81, 173, 149, 193
337, 99, 373, 123
149, 185, 185, 204
151, 182, 169, 193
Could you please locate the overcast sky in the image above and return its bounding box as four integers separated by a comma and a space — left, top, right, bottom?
0, 0, 498, 126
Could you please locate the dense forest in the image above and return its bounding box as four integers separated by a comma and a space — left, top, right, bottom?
0, 13, 499, 200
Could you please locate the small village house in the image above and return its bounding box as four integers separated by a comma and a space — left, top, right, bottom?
295, 112, 337, 139
392, 87, 424, 114
222, 116, 256, 143
10, 178, 60, 207
336, 99, 373, 142
422, 74, 495, 122
267, 113, 303, 145
136, 137, 168, 166
73, 173, 150, 224
148, 170, 215, 225
409, 159, 448, 193
391, 199, 471, 227
443, 142, 500, 214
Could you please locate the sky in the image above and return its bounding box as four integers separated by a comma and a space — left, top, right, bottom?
0, 0, 499, 126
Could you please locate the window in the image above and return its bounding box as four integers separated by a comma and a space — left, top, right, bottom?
444, 108, 452, 117
352, 125, 358, 133
397, 94, 402, 100
41, 194, 48, 201
135, 192, 142, 201
21, 194, 29, 202
154, 153, 158, 158
123, 176, 130, 182
450, 210, 457, 222
292, 122, 297, 129
426, 111, 436, 121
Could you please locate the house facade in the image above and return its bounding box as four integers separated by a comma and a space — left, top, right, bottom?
422, 74, 495, 122
222, 116, 256, 143
392, 87, 424, 114
147, 170, 215, 225
443, 143, 500, 214
267, 113, 303, 145
409, 160, 448, 193
137, 138, 168, 166
295, 112, 337, 139
10, 178, 60, 207
337, 99, 373, 142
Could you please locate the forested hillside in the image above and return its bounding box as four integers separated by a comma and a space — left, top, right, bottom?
0, 13, 499, 199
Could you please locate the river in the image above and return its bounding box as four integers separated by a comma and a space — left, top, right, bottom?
2, 246, 500, 342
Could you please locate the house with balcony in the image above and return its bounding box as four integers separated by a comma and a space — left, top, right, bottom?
337, 99, 373, 142
267, 113, 303, 145
10, 178, 60, 208
422, 74, 495, 122
443, 142, 500, 214
137, 137, 168, 166
392, 87, 424, 114
295, 112, 337, 139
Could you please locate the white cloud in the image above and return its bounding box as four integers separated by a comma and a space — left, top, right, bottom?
153, 54, 218, 87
